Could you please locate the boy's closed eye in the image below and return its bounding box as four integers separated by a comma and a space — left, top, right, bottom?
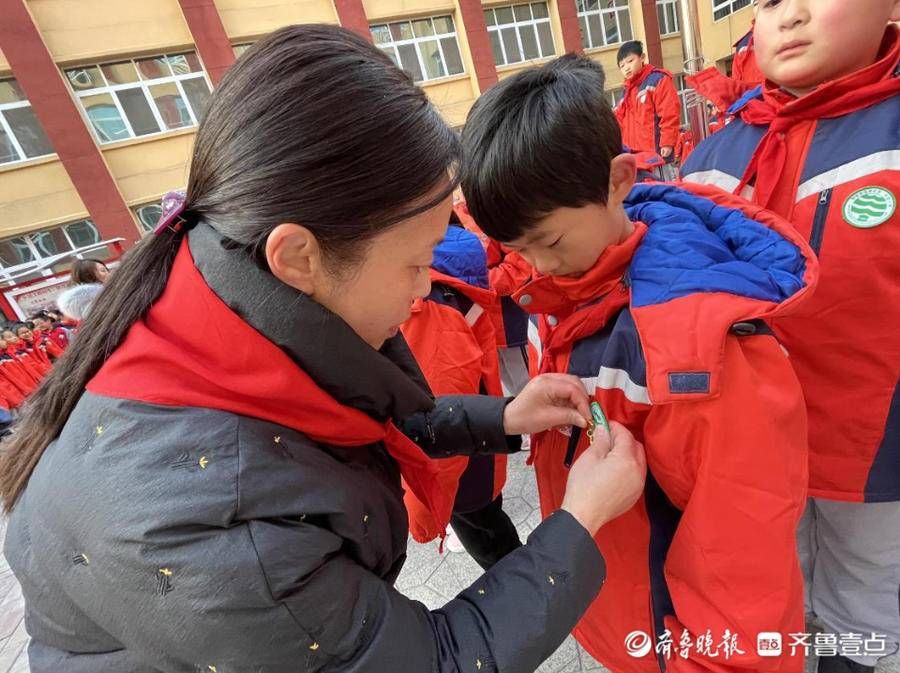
548, 235, 564, 248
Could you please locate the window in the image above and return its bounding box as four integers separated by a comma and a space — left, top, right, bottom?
370, 16, 465, 83
0, 220, 101, 270
64, 52, 212, 144
484, 3, 556, 67
608, 87, 624, 109
577, 0, 633, 50
133, 203, 163, 234
656, 0, 679, 35
675, 74, 692, 126
233, 43, 254, 57
0, 78, 54, 165
712, 0, 751, 21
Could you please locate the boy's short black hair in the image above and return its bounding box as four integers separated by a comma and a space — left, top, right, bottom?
617, 40, 644, 64
460, 54, 621, 242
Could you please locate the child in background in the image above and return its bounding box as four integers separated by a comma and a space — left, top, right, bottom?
614, 41, 681, 167
401, 215, 521, 569
731, 21, 765, 85
0, 331, 41, 394
17, 322, 62, 370
681, 3, 900, 670
31, 311, 70, 351
0, 336, 28, 409
453, 197, 533, 396
462, 53, 816, 673
673, 126, 695, 164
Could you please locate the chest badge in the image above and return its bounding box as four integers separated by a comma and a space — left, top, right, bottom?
842, 187, 895, 228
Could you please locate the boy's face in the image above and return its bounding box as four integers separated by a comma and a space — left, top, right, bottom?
754, 0, 900, 94
17, 327, 33, 342
502, 154, 637, 278
618, 54, 645, 80
3, 331, 18, 345
503, 203, 633, 278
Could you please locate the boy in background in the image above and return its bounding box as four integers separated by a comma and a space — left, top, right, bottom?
682, 3, 900, 670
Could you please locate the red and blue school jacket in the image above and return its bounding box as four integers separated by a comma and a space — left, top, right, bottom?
615, 64, 681, 156
520, 183, 817, 673
681, 28, 900, 502
454, 201, 533, 348
731, 28, 764, 86
401, 226, 507, 541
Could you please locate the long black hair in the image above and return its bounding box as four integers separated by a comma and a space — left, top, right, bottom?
1, 24, 461, 509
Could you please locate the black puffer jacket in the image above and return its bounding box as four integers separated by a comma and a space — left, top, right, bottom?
4, 223, 606, 673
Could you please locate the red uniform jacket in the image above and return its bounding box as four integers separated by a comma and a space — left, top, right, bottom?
615, 64, 681, 155
401, 227, 507, 542
521, 183, 816, 673
683, 27, 900, 502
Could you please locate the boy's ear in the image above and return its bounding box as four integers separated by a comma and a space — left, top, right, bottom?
608, 153, 637, 206
891, 0, 900, 22
265, 223, 326, 295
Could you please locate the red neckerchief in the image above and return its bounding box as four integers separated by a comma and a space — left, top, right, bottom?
736, 26, 900, 209
88, 240, 454, 531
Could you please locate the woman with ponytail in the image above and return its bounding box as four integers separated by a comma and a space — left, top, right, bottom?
0, 25, 645, 673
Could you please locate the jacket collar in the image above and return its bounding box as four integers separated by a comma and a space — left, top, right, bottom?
512, 224, 646, 318
188, 221, 433, 421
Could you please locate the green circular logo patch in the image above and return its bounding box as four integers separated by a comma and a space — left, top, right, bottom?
842, 187, 895, 229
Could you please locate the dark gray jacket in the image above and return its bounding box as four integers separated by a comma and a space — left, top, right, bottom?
4, 223, 606, 673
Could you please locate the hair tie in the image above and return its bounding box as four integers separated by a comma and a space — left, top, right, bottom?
153, 191, 194, 236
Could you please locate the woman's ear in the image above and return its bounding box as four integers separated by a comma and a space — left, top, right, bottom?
608, 153, 637, 207
265, 223, 325, 295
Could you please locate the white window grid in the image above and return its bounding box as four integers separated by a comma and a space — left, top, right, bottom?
233, 43, 254, 58
64, 52, 212, 145
485, 3, 556, 67
577, 0, 633, 51
0, 79, 54, 166
370, 16, 465, 84
712, 0, 751, 21
134, 203, 163, 234
675, 74, 693, 126
657, 0, 680, 35
608, 87, 624, 109
0, 220, 101, 274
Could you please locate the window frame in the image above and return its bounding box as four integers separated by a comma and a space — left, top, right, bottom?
0, 78, 55, 166
576, 0, 633, 51
133, 202, 164, 234
0, 219, 102, 280
712, 0, 752, 22
656, 0, 680, 35
608, 87, 624, 109
675, 73, 694, 126
63, 52, 213, 145
369, 15, 466, 84
484, 2, 557, 67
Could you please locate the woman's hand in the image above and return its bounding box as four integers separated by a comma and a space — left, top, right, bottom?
502, 374, 592, 435
562, 421, 646, 536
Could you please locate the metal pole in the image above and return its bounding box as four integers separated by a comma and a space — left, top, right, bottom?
678, 0, 709, 140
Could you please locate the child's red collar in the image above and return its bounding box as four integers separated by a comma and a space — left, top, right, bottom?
511, 223, 646, 318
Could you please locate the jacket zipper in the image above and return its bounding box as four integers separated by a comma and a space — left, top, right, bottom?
809, 188, 832, 255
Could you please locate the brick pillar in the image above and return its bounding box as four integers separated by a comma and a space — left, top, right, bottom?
640, 0, 664, 66
177, 0, 236, 86
0, 0, 139, 244
334, 0, 372, 41
456, 0, 499, 92
557, 0, 584, 54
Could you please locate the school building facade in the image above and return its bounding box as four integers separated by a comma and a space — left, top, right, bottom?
0, 0, 752, 319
